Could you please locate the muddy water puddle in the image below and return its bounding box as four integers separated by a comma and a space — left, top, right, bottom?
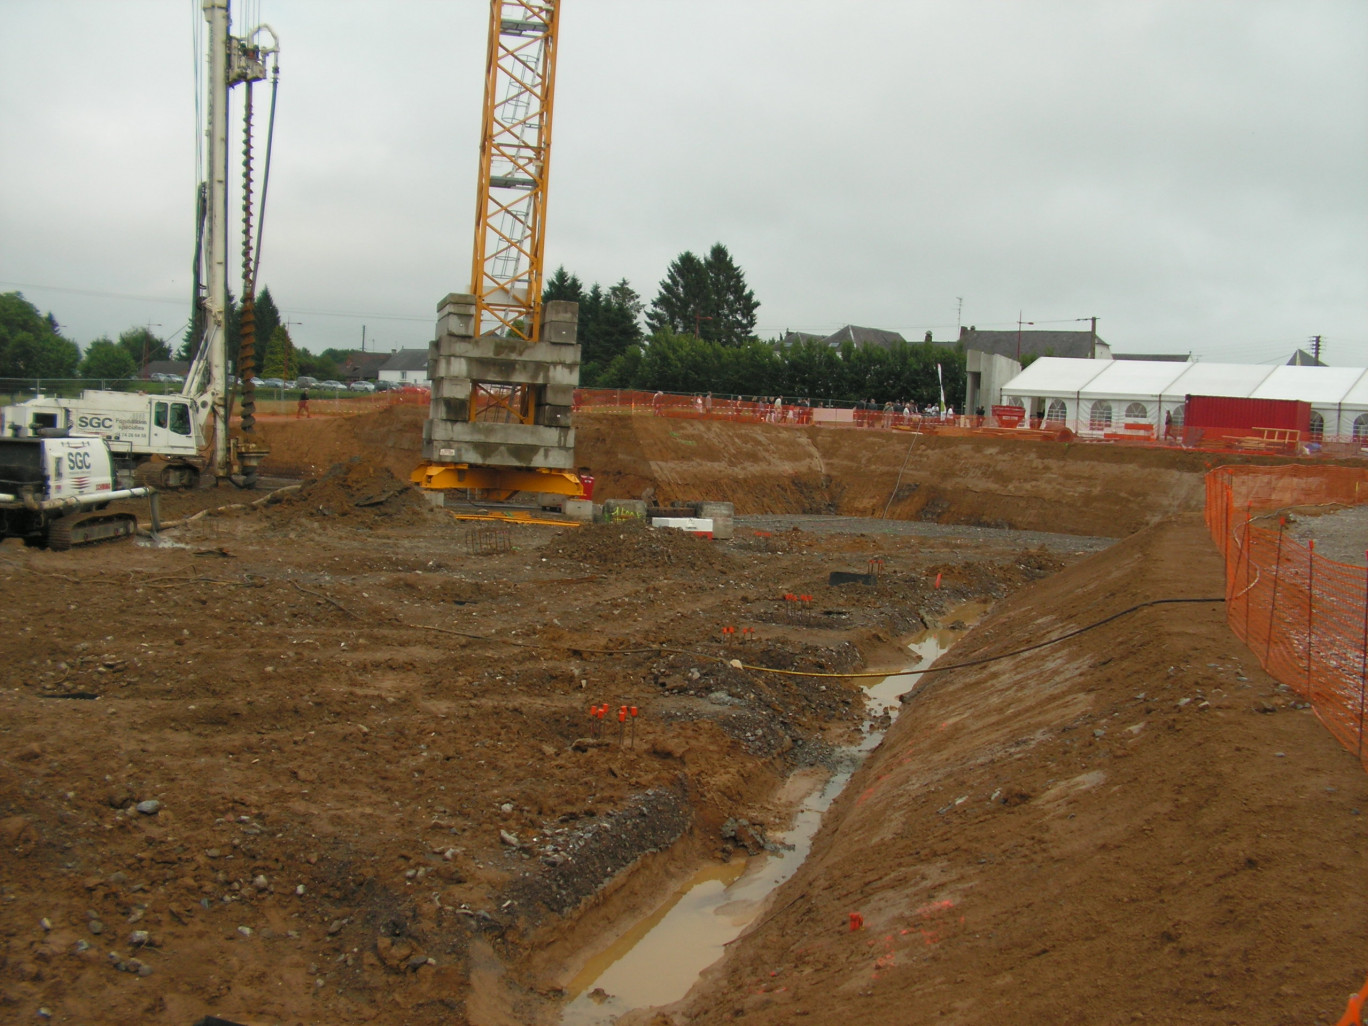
559, 606, 980, 1024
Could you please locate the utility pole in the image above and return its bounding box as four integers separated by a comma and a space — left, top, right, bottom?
141, 321, 162, 374
1090, 316, 1098, 359
1016, 312, 1033, 362
1311, 335, 1322, 363
956, 297, 963, 338
281, 318, 303, 379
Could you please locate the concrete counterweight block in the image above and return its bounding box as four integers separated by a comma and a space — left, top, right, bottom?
422, 294, 582, 471
436, 293, 477, 339
541, 300, 579, 345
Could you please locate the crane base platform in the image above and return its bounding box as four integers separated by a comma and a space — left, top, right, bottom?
410, 462, 586, 504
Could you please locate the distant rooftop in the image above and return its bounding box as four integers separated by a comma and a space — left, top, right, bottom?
380, 348, 430, 372
823, 325, 907, 349
959, 326, 1105, 361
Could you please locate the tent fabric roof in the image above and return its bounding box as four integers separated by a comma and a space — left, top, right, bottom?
1003, 357, 1368, 407
1251, 365, 1368, 405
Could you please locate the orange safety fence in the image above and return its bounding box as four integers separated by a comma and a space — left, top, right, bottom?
1205, 464, 1368, 772
571, 388, 1368, 456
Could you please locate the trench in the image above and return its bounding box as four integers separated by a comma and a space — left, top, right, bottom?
557, 611, 979, 1025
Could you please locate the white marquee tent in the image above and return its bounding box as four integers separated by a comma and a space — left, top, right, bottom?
1000, 358, 1368, 440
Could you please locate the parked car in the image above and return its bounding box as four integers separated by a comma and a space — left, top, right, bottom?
319, 380, 346, 390
295, 375, 318, 388
348, 380, 376, 393
257, 377, 286, 389
371, 379, 396, 392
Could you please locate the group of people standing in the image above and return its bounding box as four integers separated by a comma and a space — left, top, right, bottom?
852, 398, 950, 427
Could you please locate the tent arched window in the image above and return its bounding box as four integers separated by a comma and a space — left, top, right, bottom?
1169, 405, 1185, 427
1124, 402, 1148, 421
1353, 414, 1368, 441
1310, 411, 1324, 440
1045, 399, 1067, 422
1089, 400, 1113, 431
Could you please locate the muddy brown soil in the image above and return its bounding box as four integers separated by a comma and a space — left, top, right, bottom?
0, 408, 1363, 1025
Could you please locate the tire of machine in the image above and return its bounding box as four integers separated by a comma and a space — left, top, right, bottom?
47, 515, 72, 552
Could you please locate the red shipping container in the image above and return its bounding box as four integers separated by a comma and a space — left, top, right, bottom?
1184, 395, 1310, 441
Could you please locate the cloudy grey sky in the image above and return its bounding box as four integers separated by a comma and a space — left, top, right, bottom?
2, 1, 1365, 366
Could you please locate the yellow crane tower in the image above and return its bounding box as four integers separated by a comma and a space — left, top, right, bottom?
471, 0, 561, 341
412, 0, 586, 503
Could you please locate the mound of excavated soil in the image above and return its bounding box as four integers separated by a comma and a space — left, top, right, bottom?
546, 520, 733, 573
269, 457, 444, 526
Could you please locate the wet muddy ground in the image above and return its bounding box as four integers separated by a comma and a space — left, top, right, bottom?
2, 409, 1364, 1025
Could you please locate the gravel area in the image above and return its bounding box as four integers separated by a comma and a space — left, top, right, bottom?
1284, 503, 1368, 567
734, 513, 1116, 555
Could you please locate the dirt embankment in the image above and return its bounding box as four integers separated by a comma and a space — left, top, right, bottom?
261, 407, 1217, 537
0, 433, 1071, 1026
665, 514, 1368, 1026
575, 414, 1218, 537
2, 407, 1363, 1026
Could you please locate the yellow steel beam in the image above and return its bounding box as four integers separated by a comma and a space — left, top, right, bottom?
411, 461, 585, 498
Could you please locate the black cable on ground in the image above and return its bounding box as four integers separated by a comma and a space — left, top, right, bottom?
406, 596, 1227, 680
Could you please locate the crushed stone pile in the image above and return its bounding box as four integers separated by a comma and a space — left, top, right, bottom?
272, 457, 443, 525
547, 519, 733, 572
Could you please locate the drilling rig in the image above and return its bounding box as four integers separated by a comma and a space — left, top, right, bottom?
411, 0, 587, 504
1, 1, 277, 490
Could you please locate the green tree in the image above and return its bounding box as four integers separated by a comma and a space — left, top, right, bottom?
293, 348, 337, 379
646, 250, 712, 339
176, 285, 281, 379
607, 278, 644, 322
781, 337, 844, 403
80, 337, 137, 380
703, 243, 758, 345
542, 266, 583, 304
117, 327, 171, 371
646, 244, 758, 346
542, 270, 643, 386
260, 325, 293, 378
579, 282, 643, 383
0, 292, 81, 377
253, 288, 282, 362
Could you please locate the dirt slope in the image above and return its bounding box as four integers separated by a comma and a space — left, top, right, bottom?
262, 407, 1214, 537
1, 407, 1363, 1025
666, 513, 1368, 1026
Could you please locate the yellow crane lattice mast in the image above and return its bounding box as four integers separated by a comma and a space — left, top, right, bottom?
471, 0, 561, 341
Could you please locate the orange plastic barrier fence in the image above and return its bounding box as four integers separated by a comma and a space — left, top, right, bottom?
1205, 465, 1368, 772
1337, 974, 1368, 1026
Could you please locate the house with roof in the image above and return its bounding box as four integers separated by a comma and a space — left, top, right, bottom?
340, 351, 391, 383
378, 349, 431, 388
822, 325, 908, 350
777, 331, 825, 348
961, 325, 1109, 416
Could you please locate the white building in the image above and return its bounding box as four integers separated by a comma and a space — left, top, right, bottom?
378, 349, 431, 388
1000, 358, 1368, 441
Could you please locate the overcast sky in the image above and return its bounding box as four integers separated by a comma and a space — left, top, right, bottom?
2, 1, 1365, 366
